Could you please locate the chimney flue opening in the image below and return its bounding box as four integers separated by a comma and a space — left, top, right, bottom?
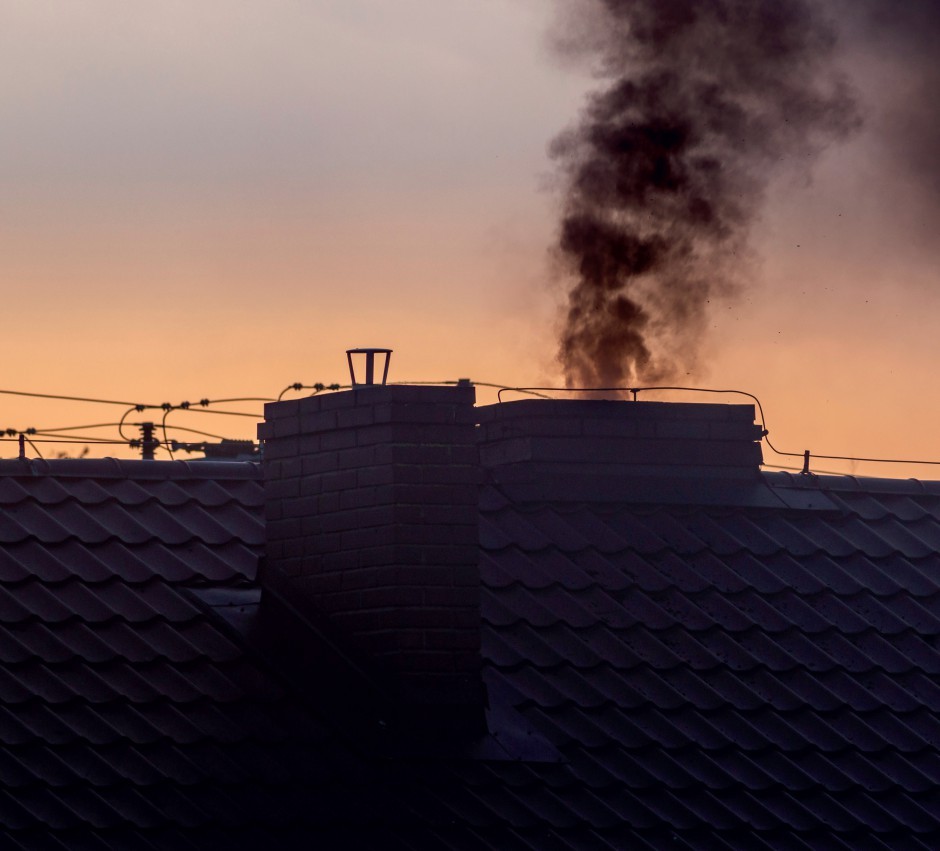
346, 348, 392, 386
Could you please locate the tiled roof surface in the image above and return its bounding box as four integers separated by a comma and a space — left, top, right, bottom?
478, 472, 940, 848
4, 455, 940, 848
0, 459, 374, 850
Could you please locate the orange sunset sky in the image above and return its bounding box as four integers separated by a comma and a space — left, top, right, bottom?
1, 0, 939, 478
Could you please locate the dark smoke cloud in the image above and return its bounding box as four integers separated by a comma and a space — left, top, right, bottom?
833, 0, 940, 203
551, 0, 859, 389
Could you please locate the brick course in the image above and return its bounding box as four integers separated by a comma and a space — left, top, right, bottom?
260, 385, 483, 698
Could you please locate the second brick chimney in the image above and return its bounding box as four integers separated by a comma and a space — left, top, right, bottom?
257, 383, 483, 731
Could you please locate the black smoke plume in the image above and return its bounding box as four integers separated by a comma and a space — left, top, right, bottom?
551, 0, 858, 389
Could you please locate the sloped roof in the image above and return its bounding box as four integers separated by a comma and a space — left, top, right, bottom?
0, 459, 371, 849
2, 455, 940, 848
478, 471, 940, 848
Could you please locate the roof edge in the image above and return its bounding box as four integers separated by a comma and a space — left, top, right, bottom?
764, 470, 940, 495
0, 457, 261, 480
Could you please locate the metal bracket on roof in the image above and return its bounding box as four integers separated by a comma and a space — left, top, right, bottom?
801, 450, 812, 476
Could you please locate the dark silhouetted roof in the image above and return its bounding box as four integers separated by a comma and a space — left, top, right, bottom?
2, 456, 940, 848
0, 459, 370, 849
477, 470, 940, 849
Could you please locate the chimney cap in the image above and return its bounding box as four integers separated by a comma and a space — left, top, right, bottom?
346, 348, 393, 386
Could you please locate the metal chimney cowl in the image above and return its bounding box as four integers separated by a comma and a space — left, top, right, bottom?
346, 348, 392, 387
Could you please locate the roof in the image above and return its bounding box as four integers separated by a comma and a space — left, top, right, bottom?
0, 459, 367, 849
2, 455, 940, 848
478, 471, 940, 848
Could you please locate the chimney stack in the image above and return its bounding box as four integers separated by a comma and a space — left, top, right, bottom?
477, 398, 764, 501
258, 381, 483, 732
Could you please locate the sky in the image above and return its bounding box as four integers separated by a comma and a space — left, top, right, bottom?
0, 0, 938, 477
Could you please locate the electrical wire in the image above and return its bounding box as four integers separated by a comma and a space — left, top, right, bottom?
156, 425, 233, 441
161, 407, 174, 461
203, 397, 277, 405
277, 383, 344, 401
118, 407, 141, 442
31, 431, 120, 444
0, 388, 144, 407
0, 437, 129, 444
5, 379, 940, 472
32, 422, 126, 434
390, 380, 554, 399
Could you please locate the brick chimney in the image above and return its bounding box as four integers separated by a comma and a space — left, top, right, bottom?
477, 398, 764, 502
257, 383, 483, 732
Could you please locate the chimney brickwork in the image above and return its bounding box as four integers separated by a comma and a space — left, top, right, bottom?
258, 384, 482, 715
477, 399, 764, 499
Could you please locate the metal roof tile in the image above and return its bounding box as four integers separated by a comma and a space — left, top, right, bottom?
685, 665, 768, 711
717, 588, 794, 633
680, 550, 749, 593
573, 625, 646, 669
521, 508, 600, 552
875, 592, 940, 633
789, 553, 868, 595
613, 666, 692, 711
731, 670, 808, 713
616, 586, 682, 630
96, 620, 202, 664
647, 704, 738, 749
771, 628, 843, 670
746, 553, 825, 595
832, 516, 910, 562
879, 789, 940, 834
0, 479, 33, 506
89, 702, 202, 745
718, 551, 792, 595
764, 590, 834, 635
847, 630, 924, 674
663, 667, 759, 711
864, 707, 940, 750
870, 555, 940, 599
726, 787, 817, 832
865, 517, 940, 559
5, 622, 79, 664
734, 629, 803, 672
684, 512, 783, 558
807, 591, 892, 635
600, 510, 679, 554
49, 622, 132, 663
624, 509, 715, 554
5, 785, 92, 830
906, 749, 940, 787
11, 479, 73, 508
888, 630, 940, 675
837, 490, 936, 523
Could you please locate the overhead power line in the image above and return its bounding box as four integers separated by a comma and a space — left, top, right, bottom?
1, 379, 940, 472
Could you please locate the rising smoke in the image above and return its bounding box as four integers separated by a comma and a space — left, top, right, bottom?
551, 0, 859, 389
839, 0, 940, 204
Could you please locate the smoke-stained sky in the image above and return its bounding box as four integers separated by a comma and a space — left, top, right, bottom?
0, 0, 939, 476
549, 0, 859, 390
